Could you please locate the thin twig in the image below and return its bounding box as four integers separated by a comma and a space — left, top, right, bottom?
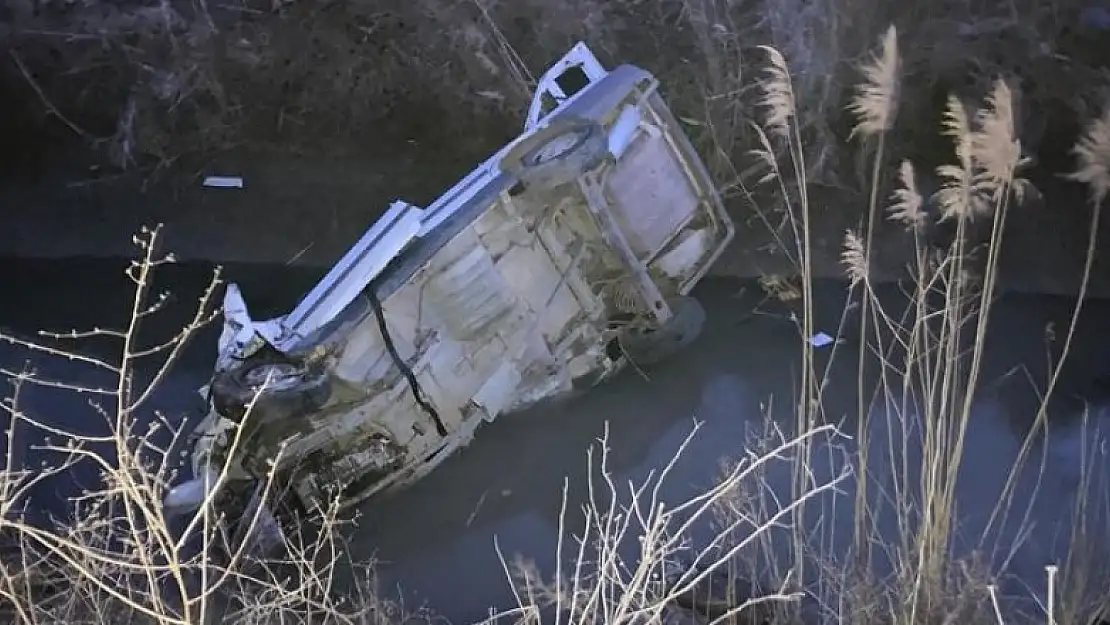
9, 51, 95, 140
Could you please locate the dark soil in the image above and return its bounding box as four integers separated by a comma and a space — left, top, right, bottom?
2, 0, 1110, 296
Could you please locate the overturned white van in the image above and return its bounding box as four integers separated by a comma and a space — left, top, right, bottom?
166, 42, 735, 551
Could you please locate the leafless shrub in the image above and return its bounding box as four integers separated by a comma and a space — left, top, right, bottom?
484, 421, 851, 625
0, 225, 404, 624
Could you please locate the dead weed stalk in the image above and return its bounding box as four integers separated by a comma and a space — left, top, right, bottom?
722, 22, 1110, 625
0, 226, 395, 624
486, 421, 851, 625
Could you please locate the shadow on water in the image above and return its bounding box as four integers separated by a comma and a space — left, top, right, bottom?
3, 257, 1110, 621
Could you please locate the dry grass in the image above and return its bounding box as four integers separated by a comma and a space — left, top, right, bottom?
3, 0, 1103, 194
486, 421, 851, 625
741, 23, 1108, 625
0, 226, 414, 624
492, 18, 1110, 625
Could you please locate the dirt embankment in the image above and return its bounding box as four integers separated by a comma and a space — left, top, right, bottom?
1, 0, 1109, 296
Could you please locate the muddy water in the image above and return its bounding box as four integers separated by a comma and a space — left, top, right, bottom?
345, 282, 1110, 621
2, 153, 1107, 299
2, 258, 1110, 622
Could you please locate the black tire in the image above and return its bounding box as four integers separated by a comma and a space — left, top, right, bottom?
210, 357, 332, 425
500, 115, 609, 190
617, 296, 707, 366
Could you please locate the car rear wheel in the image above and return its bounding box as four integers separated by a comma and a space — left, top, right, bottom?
500, 115, 609, 190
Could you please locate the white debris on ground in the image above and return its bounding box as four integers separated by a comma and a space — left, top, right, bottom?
202, 176, 244, 189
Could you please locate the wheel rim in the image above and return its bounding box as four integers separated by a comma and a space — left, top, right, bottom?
243, 363, 303, 392
530, 129, 586, 164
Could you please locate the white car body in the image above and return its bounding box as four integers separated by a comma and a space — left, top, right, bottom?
171, 42, 735, 525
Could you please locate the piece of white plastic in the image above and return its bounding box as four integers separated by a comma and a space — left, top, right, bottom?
202, 176, 244, 189
215, 283, 261, 370
810, 332, 835, 348
164, 468, 219, 514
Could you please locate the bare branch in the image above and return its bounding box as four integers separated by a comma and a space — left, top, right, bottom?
9, 51, 96, 141
39, 328, 128, 341
0, 369, 115, 395
0, 335, 119, 373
